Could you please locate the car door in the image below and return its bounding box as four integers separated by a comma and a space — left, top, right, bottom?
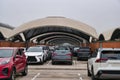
14, 49, 25, 72
19, 49, 26, 71
88, 52, 97, 73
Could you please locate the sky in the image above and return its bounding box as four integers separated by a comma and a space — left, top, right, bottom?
0, 0, 120, 34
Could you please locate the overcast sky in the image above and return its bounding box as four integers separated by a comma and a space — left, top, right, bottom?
0, 0, 120, 34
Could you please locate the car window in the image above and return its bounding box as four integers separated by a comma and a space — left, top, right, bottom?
27, 47, 43, 52
55, 47, 69, 50
16, 49, 22, 56
0, 49, 13, 58
43, 47, 49, 50
101, 51, 120, 59
43, 47, 46, 50
80, 47, 90, 50
19, 49, 24, 55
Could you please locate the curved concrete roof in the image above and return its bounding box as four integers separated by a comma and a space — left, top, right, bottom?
99, 27, 120, 40
7, 17, 98, 39
0, 23, 14, 38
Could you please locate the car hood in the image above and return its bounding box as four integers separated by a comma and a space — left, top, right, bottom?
0, 58, 10, 62
25, 52, 43, 56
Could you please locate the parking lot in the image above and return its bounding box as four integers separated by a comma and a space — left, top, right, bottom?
16, 59, 91, 80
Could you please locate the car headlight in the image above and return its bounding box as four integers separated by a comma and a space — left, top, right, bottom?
37, 55, 42, 57
0, 59, 10, 65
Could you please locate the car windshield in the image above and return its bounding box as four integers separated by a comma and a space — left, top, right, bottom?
27, 47, 43, 52
55, 47, 69, 50
101, 51, 120, 60
80, 47, 90, 52
0, 49, 13, 58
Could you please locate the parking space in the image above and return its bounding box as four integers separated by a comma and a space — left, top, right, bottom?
16, 59, 91, 80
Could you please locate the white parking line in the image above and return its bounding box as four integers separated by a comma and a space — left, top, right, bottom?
73, 60, 76, 65
78, 73, 83, 80
47, 60, 51, 65
31, 73, 40, 80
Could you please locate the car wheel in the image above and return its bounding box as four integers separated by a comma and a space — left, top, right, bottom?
52, 61, 55, 65
69, 61, 72, 65
91, 67, 98, 80
43, 56, 46, 62
8, 69, 16, 80
40, 58, 44, 65
22, 65, 28, 76
87, 63, 91, 76
77, 57, 79, 61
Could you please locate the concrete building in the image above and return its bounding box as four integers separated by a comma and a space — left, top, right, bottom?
0, 23, 14, 40
99, 27, 120, 41
0, 17, 119, 46
5, 17, 98, 45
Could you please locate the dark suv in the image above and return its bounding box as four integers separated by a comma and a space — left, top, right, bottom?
0, 47, 28, 80
77, 47, 91, 60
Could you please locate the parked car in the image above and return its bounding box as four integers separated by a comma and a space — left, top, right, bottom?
25, 46, 49, 64
87, 48, 120, 80
52, 46, 73, 65
73, 47, 80, 57
77, 47, 91, 60
0, 47, 28, 80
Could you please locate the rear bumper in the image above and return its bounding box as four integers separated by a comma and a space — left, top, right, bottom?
52, 59, 72, 62
96, 70, 120, 79
77, 56, 88, 59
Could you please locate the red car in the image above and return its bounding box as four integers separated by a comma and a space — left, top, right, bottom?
0, 47, 28, 80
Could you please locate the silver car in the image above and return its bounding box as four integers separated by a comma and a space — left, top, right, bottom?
52, 46, 73, 65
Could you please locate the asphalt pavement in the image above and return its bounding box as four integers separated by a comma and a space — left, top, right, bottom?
16, 59, 91, 80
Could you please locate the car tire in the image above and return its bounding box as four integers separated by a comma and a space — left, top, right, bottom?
91, 67, 98, 80
40, 58, 44, 65
8, 68, 16, 80
87, 63, 91, 76
43, 56, 46, 62
52, 61, 55, 65
22, 65, 28, 76
77, 57, 80, 61
69, 61, 72, 65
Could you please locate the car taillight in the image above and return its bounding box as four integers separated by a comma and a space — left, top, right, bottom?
52, 53, 57, 56
95, 58, 108, 63
66, 53, 72, 56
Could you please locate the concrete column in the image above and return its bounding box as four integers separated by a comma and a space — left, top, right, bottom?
83, 40, 86, 47
20, 33, 26, 41
89, 36, 92, 43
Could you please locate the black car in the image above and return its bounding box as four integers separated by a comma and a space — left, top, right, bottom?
77, 47, 91, 60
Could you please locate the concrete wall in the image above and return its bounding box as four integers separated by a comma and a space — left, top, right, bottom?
0, 41, 120, 52
90, 41, 120, 52
0, 41, 36, 47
